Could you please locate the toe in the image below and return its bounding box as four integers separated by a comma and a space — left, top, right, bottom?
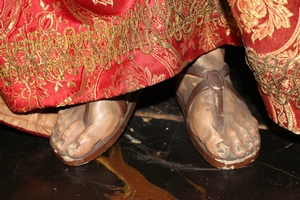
215, 141, 231, 158
60, 120, 84, 142
232, 118, 255, 151
252, 135, 260, 147
55, 140, 66, 150
67, 136, 94, 158
203, 132, 231, 159
51, 106, 86, 152
51, 116, 85, 151
56, 108, 74, 124
226, 126, 247, 157
56, 123, 84, 151
248, 116, 260, 147
67, 142, 81, 157
56, 114, 81, 135
233, 142, 247, 157
64, 120, 117, 158
50, 134, 60, 148
52, 100, 124, 161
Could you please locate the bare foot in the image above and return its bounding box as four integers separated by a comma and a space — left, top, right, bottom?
177, 48, 260, 169
50, 94, 137, 166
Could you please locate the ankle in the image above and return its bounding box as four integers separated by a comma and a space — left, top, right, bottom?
194, 49, 225, 71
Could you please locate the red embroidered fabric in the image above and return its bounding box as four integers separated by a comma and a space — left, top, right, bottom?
0, 0, 240, 113
2, 0, 300, 135
227, 0, 300, 134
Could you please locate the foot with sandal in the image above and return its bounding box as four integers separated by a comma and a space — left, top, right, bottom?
50, 48, 260, 169
176, 48, 260, 169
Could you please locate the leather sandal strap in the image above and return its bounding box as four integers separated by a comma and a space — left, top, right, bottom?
115, 99, 127, 117
186, 63, 229, 79
83, 103, 92, 125
83, 97, 128, 125
185, 63, 243, 133
113, 94, 130, 117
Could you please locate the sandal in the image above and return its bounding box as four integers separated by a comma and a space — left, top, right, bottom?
50, 92, 140, 166
176, 63, 260, 169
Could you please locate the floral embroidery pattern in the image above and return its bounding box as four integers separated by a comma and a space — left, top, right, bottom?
244, 18, 300, 133
0, 0, 236, 112
37, 0, 63, 32
102, 62, 166, 98
234, 0, 293, 42
0, 0, 22, 37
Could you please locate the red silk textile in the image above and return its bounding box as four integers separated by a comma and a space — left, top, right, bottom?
227, 0, 300, 134
2, 0, 300, 135
0, 0, 240, 113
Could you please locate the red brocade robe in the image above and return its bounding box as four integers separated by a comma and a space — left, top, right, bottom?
0, 0, 300, 136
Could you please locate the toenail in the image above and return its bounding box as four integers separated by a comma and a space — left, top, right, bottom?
217, 142, 230, 158
56, 140, 65, 149
236, 146, 246, 156
246, 142, 253, 151
253, 137, 260, 146
67, 142, 80, 156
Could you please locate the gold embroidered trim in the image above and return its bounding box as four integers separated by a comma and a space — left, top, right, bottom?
245, 9, 300, 109
246, 48, 300, 108
0, 0, 223, 86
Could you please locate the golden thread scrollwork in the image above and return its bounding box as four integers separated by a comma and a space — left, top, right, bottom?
246, 48, 300, 109
0, 0, 224, 87
243, 5, 300, 114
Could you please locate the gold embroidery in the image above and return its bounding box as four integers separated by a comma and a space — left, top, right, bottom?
92, 0, 113, 6
232, 0, 293, 42
0, 0, 232, 111
243, 6, 300, 133
244, 9, 300, 109
284, 103, 300, 134
246, 48, 300, 106
0, 0, 224, 86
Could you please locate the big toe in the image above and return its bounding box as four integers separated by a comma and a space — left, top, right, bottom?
205, 135, 231, 159
66, 139, 93, 158
66, 142, 81, 157
215, 142, 231, 158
